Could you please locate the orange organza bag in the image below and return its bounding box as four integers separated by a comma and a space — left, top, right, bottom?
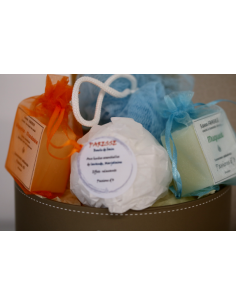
5, 75, 83, 199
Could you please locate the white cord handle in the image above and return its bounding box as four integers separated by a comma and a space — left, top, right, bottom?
72, 74, 138, 127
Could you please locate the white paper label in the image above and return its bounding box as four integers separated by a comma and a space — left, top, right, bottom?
77, 136, 137, 198
193, 111, 236, 184
6, 106, 46, 190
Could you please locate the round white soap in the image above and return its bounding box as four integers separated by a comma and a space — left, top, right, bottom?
70, 117, 172, 213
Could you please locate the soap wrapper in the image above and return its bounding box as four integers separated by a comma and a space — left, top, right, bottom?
161, 91, 236, 197
5, 75, 83, 198
70, 117, 172, 214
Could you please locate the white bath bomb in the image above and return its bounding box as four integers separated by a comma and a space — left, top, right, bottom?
70, 117, 172, 213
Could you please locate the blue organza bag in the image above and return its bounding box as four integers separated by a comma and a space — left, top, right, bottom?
160, 91, 236, 198
77, 74, 194, 142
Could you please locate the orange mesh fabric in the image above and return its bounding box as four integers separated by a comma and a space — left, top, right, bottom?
22, 75, 83, 159
31, 75, 73, 124
6, 75, 83, 199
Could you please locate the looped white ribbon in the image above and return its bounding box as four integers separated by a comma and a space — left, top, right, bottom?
72, 74, 138, 127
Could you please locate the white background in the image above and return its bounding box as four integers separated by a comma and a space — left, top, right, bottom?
1, 2, 236, 304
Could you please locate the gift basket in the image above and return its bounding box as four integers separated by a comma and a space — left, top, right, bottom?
6, 74, 235, 230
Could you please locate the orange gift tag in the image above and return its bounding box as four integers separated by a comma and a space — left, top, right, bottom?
5, 75, 83, 198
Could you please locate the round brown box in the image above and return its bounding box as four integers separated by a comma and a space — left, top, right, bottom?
15, 183, 231, 231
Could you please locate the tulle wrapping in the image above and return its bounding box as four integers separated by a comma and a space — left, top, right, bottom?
5, 75, 83, 199
78, 74, 194, 141
160, 91, 236, 196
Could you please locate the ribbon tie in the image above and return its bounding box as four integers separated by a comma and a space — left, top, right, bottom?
23, 75, 83, 159
161, 91, 236, 198
160, 91, 208, 198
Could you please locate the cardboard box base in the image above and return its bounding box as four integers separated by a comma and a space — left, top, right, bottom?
15, 183, 231, 231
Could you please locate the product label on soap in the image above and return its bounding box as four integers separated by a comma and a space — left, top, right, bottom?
6, 106, 46, 190
193, 111, 236, 184
77, 136, 137, 198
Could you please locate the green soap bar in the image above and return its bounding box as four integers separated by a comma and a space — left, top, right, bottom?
162, 125, 214, 196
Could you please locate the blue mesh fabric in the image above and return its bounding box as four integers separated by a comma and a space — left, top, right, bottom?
78, 74, 194, 141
